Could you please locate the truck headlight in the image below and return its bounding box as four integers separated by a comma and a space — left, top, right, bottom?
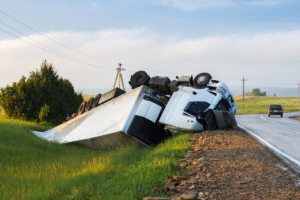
216, 87, 226, 95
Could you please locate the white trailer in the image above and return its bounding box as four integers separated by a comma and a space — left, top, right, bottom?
32, 85, 169, 149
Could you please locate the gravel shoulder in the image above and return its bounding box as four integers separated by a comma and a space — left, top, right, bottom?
292, 116, 300, 121
147, 126, 300, 199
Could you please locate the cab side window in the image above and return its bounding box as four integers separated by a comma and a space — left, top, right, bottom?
184, 101, 211, 117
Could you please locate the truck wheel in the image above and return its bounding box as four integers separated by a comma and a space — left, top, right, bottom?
85, 97, 94, 112
71, 113, 77, 119
78, 101, 87, 115
193, 73, 212, 89
188, 75, 193, 87
92, 93, 101, 109
223, 113, 233, 128
129, 71, 150, 89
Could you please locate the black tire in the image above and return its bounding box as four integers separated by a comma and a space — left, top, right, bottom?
268, 114, 270, 117
71, 113, 77, 119
188, 75, 193, 87
78, 101, 87, 115
223, 112, 233, 128
203, 109, 218, 130
129, 71, 150, 89
85, 97, 94, 112
193, 73, 212, 89
92, 93, 101, 109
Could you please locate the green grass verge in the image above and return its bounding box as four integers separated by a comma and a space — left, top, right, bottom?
0, 115, 53, 132
0, 115, 192, 200
235, 96, 300, 115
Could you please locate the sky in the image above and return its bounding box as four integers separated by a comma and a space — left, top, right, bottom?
1, 0, 300, 94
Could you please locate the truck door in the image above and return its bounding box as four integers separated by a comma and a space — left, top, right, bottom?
127, 95, 167, 145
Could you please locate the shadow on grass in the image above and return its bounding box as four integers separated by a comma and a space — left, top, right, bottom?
31, 134, 191, 200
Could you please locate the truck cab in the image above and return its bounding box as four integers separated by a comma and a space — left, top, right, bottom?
159, 80, 237, 131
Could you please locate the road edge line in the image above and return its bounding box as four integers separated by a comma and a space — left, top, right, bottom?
238, 124, 300, 174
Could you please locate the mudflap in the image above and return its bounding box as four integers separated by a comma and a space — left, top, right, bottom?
199, 109, 237, 130
127, 115, 170, 146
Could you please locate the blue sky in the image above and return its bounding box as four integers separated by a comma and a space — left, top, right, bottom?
1, 0, 300, 93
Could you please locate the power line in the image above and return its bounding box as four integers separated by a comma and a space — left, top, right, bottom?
0, 10, 117, 65
0, 20, 92, 63
0, 28, 117, 71
0, 10, 219, 78
0, 10, 180, 76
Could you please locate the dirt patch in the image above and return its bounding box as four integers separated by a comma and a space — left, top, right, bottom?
291, 116, 300, 121
150, 127, 300, 199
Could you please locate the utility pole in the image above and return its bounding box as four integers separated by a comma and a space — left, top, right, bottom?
113, 63, 125, 91
298, 82, 300, 110
241, 76, 247, 113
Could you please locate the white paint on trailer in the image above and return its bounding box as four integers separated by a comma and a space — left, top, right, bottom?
32, 86, 157, 144
135, 98, 162, 123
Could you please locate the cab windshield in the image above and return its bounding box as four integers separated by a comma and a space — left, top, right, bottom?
184, 101, 210, 117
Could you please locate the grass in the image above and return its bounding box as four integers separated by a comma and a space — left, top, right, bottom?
0, 112, 192, 200
0, 115, 53, 132
233, 96, 260, 101
235, 96, 300, 115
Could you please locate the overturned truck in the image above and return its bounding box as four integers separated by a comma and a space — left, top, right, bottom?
32, 71, 238, 149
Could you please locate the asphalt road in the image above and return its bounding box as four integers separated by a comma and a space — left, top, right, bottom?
236, 112, 300, 163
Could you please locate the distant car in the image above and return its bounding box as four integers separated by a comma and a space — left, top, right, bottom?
268, 105, 283, 117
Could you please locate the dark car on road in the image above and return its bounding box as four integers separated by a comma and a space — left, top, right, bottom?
268, 105, 283, 117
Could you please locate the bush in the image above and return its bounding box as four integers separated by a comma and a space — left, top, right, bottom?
39, 104, 50, 122
0, 60, 84, 125
250, 88, 267, 96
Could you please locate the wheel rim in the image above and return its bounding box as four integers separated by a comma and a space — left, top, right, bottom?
197, 75, 209, 85
135, 75, 144, 83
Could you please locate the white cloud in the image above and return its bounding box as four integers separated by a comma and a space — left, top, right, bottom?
91, 3, 98, 8
157, 0, 234, 10
156, 0, 286, 10
1, 28, 300, 91
246, 0, 282, 6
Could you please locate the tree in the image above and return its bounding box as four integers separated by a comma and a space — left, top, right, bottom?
250, 88, 267, 96
0, 60, 83, 125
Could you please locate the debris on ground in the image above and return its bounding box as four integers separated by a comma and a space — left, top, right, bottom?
291, 116, 300, 121
144, 127, 300, 199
